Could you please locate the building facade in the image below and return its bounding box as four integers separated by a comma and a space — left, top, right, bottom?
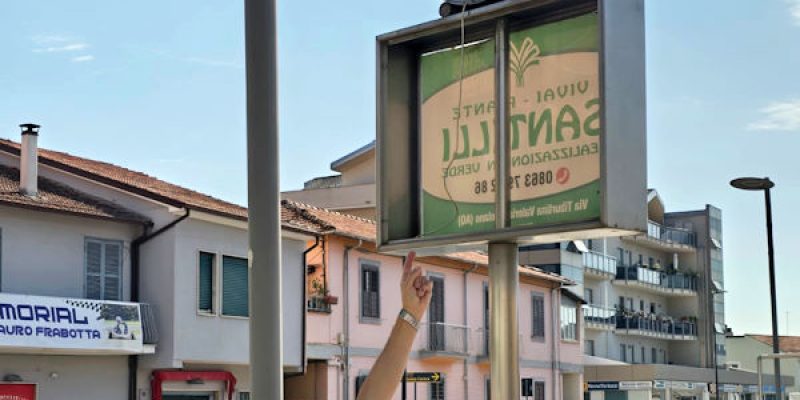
726, 335, 800, 398
283, 201, 584, 400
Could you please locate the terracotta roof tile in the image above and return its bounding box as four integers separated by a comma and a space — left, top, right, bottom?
748, 335, 800, 353
282, 200, 572, 284
0, 164, 148, 223
0, 139, 247, 220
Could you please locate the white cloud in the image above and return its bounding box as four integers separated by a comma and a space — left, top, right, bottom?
33, 43, 88, 53
748, 99, 800, 131
71, 55, 95, 63
790, 0, 800, 25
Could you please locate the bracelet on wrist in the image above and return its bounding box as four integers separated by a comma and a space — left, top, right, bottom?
398, 309, 419, 330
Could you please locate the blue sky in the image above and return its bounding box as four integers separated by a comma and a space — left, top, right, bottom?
1, 0, 799, 336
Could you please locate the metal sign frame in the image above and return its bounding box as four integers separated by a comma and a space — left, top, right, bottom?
376, 0, 647, 254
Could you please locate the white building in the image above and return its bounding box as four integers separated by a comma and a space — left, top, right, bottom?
0, 125, 320, 400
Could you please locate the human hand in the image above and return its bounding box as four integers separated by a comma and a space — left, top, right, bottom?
400, 252, 433, 321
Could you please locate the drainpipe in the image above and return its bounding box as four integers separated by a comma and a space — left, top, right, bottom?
463, 264, 478, 400
342, 240, 362, 400
128, 208, 191, 400
551, 284, 562, 400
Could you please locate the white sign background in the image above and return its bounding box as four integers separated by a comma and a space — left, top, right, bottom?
0, 292, 143, 354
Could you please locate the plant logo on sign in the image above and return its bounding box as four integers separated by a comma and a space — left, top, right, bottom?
510, 37, 541, 87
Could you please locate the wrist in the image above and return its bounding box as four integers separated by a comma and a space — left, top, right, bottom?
398, 308, 419, 331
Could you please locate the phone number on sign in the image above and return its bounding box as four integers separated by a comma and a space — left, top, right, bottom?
473, 169, 568, 194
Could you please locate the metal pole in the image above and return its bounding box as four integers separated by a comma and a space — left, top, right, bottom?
758, 355, 764, 400
489, 243, 520, 400
765, 187, 782, 399
245, 0, 282, 399
402, 369, 407, 400
712, 289, 720, 399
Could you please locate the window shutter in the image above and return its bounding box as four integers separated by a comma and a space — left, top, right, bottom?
355, 376, 367, 397
198, 252, 214, 312
104, 242, 121, 301
361, 265, 380, 319
223, 256, 249, 317
532, 295, 545, 339
86, 240, 103, 299
429, 377, 445, 400
534, 381, 545, 400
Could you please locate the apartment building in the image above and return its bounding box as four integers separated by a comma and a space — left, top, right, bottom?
0, 127, 318, 400
283, 200, 584, 400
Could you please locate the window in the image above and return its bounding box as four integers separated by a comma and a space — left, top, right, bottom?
618, 296, 625, 311
617, 248, 624, 265
222, 255, 249, 317
0, 227, 3, 291
239, 393, 250, 400
650, 302, 656, 314
620, 344, 627, 362
639, 300, 644, 311
638, 254, 643, 266
648, 257, 654, 268
85, 238, 123, 300
560, 297, 577, 341
198, 252, 215, 313
652, 348, 658, 364
360, 262, 380, 320
532, 293, 545, 340
585, 340, 595, 356
429, 276, 445, 351
355, 375, 367, 397
583, 288, 594, 304
629, 345, 635, 363
641, 347, 646, 364
429, 376, 445, 400
534, 381, 545, 400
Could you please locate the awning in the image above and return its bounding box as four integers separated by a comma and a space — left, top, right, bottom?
583, 355, 629, 366
151, 370, 237, 400
568, 240, 589, 253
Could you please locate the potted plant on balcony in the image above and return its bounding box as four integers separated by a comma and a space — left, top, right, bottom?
311, 279, 338, 305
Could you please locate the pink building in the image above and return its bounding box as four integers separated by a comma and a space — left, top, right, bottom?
284, 201, 584, 400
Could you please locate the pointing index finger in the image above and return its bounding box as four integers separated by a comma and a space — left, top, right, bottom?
402, 251, 416, 280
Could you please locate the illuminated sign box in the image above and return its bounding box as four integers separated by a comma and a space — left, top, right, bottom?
377, 0, 647, 253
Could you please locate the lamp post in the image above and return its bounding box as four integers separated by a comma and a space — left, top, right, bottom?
730, 177, 781, 399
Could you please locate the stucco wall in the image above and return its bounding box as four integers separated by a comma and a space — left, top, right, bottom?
0, 205, 138, 300
0, 354, 129, 400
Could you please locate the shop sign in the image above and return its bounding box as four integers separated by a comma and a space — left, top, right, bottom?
0, 383, 36, 400
745, 385, 760, 393
587, 381, 620, 391
654, 381, 667, 390
0, 293, 144, 354
619, 381, 653, 391
376, 0, 647, 253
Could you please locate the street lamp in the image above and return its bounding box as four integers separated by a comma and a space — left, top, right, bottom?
730, 177, 781, 399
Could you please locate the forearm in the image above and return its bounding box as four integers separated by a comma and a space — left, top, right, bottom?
356, 317, 417, 400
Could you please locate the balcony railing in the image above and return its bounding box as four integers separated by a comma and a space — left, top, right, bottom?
615, 266, 698, 293
307, 296, 332, 313
583, 251, 617, 276
583, 304, 616, 328
647, 221, 696, 247
419, 322, 470, 357
615, 315, 697, 339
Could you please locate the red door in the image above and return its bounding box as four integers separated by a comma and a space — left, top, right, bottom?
0, 383, 37, 400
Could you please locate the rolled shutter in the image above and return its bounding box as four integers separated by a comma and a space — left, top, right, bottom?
198, 252, 214, 312
104, 242, 121, 301
222, 256, 249, 317
86, 240, 103, 299
532, 295, 545, 338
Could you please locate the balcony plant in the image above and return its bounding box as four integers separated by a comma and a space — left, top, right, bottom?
311, 278, 338, 305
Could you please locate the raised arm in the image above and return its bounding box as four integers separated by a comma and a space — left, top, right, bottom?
356, 252, 432, 400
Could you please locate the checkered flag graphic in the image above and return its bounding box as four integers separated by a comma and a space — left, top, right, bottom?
65, 299, 104, 312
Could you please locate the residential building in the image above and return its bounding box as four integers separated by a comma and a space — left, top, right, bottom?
283, 200, 584, 400
727, 334, 800, 398
283, 141, 377, 220
0, 128, 318, 400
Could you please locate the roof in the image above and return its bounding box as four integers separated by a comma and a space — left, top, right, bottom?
282, 200, 572, 285
0, 138, 248, 221
330, 141, 375, 172
747, 335, 800, 353
0, 164, 149, 223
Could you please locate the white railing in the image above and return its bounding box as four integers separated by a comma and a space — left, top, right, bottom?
583, 251, 617, 275
582, 304, 616, 326
647, 220, 696, 247
419, 322, 470, 355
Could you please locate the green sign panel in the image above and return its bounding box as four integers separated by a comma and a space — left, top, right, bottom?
420, 13, 600, 236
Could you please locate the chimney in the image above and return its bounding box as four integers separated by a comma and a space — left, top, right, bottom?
19, 123, 40, 196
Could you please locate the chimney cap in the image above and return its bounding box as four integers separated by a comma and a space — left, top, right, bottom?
19, 123, 40, 136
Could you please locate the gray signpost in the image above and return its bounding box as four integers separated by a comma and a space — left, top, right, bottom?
376, 0, 647, 397
245, 0, 283, 399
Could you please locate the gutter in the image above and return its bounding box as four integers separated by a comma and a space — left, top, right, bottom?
128, 208, 191, 400
343, 239, 363, 400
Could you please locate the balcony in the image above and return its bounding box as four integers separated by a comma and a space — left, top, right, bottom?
583, 305, 616, 331
306, 296, 332, 313
0, 292, 157, 355
614, 266, 698, 297
623, 221, 696, 252
583, 251, 617, 279
418, 322, 470, 361
615, 314, 697, 341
